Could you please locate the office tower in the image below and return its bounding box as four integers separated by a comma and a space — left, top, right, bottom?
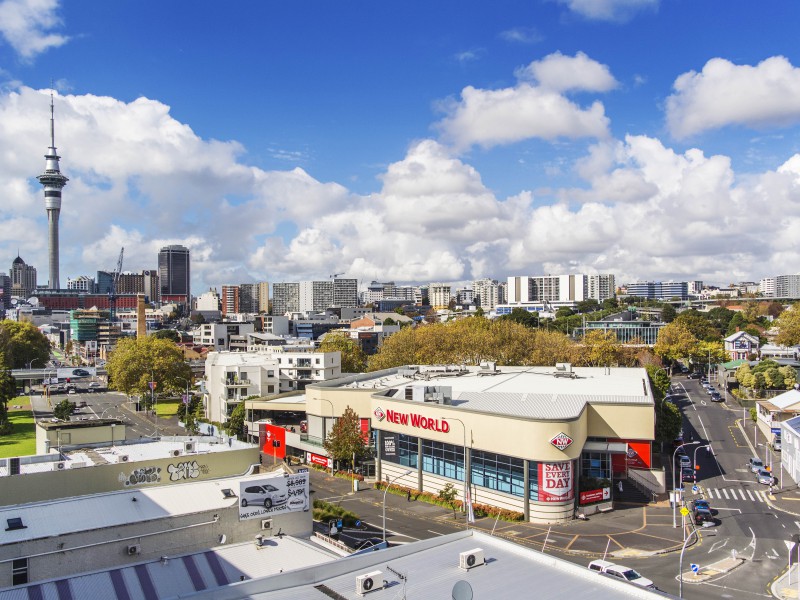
272, 282, 299, 315
239, 283, 261, 313
10, 256, 37, 298
66, 275, 95, 292
96, 271, 114, 294
158, 245, 191, 303
36, 93, 69, 290
0, 274, 10, 311
221, 285, 240, 316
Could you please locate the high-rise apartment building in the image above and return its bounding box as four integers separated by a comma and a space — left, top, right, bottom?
429, 283, 452, 309
776, 275, 800, 298
238, 283, 262, 314
36, 93, 68, 290
272, 282, 300, 315
503, 273, 615, 312
67, 275, 95, 293
473, 278, 500, 309
221, 285, 240, 316
760, 278, 776, 297
0, 274, 10, 311
257, 282, 269, 313
587, 274, 615, 302
333, 278, 358, 308
10, 256, 37, 298
158, 245, 190, 303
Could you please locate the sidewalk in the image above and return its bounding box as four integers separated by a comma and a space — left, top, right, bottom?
310, 469, 695, 559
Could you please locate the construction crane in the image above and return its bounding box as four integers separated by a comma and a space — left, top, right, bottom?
108, 247, 124, 321
329, 272, 344, 279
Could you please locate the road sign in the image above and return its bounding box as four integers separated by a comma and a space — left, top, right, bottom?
355, 520, 362, 527
690, 563, 699, 574
148, 381, 157, 391
692, 485, 699, 493
680, 507, 690, 516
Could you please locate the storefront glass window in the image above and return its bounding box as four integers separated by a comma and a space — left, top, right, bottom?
421, 439, 464, 480
472, 450, 525, 497
528, 462, 539, 499
380, 432, 418, 468
581, 452, 611, 479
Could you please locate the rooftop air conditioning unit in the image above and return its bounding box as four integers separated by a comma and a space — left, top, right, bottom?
171, 450, 181, 457
53, 462, 65, 471
261, 519, 272, 530
120, 455, 129, 462
127, 544, 141, 556
184, 441, 196, 453
459, 548, 485, 570
71, 462, 86, 468
356, 570, 383, 595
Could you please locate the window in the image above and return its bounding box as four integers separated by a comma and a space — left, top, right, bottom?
267, 370, 275, 377
382, 433, 418, 468
11, 558, 27, 586
422, 439, 464, 480
5, 517, 25, 531
267, 385, 275, 393
315, 358, 320, 364
471, 450, 524, 496
581, 452, 611, 480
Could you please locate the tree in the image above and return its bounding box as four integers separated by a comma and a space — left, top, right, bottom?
673, 311, 719, 341
474, 307, 485, 317
776, 305, 800, 346
498, 307, 538, 328
224, 400, 246, 439
438, 482, 459, 519
190, 312, 206, 325
0, 320, 50, 369
660, 304, 677, 323
0, 352, 17, 433
555, 307, 574, 319
653, 321, 698, 364
53, 399, 75, 421
318, 331, 368, 373
152, 329, 181, 343
323, 406, 368, 470
106, 336, 192, 398
576, 330, 625, 367
646, 364, 671, 400
656, 401, 681, 444
382, 317, 397, 326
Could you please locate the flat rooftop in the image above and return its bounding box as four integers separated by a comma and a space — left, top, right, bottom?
332, 365, 654, 420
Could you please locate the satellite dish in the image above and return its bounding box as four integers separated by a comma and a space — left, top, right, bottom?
452, 580, 473, 600
28, 296, 39, 306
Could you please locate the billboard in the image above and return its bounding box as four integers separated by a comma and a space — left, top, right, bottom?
537, 461, 574, 503
238, 472, 309, 521
56, 367, 97, 380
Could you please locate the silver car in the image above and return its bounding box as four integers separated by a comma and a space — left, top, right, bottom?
756, 469, 774, 485
240, 484, 287, 508
748, 457, 764, 473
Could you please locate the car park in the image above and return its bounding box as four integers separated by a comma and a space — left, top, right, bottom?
681, 467, 696, 483
587, 560, 656, 589
748, 457, 764, 473
756, 469, 774, 485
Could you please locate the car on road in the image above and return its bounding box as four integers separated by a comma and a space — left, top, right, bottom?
240, 484, 287, 509
693, 507, 715, 526
706, 386, 716, 395
692, 499, 712, 512
688, 372, 701, 379
681, 467, 696, 483
87, 382, 107, 392
748, 457, 764, 473
756, 469, 774, 485
710, 391, 722, 402
772, 439, 782, 452
678, 455, 692, 469
587, 560, 656, 589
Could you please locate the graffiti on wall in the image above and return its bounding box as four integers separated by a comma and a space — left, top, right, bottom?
120, 466, 162, 486
168, 460, 202, 481
119, 461, 209, 487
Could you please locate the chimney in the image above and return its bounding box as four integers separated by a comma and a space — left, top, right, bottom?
137, 294, 147, 338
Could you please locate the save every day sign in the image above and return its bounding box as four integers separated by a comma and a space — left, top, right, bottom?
537, 461, 574, 503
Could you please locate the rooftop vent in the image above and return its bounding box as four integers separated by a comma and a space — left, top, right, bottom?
553, 363, 576, 379
5, 518, 25, 531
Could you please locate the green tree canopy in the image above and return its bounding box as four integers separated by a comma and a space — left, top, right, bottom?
106, 336, 192, 398
497, 307, 538, 328
0, 352, 17, 432
0, 320, 50, 369
653, 321, 698, 364
318, 331, 368, 373
323, 406, 368, 469
224, 399, 246, 439
151, 329, 181, 343
673, 310, 719, 341
53, 399, 74, 421
776, 305, 800, 347
660, 304, 677, 323
656, 401, 681, 444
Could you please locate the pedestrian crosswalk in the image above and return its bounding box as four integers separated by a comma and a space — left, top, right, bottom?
698, 486, 769, 503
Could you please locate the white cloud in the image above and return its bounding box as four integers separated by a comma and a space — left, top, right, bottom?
558, 0, 659, 22
516, 51, 618, 93
499, 27, 543, 44
0, 0, 68, 60
666, 56, 800, 139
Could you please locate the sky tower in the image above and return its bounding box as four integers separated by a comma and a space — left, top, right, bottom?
37, 91, 69, 290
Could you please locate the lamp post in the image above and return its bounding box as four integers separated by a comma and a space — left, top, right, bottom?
678, 522, 699, 598
319, 398, 335, 475
443, 417, 468, 516
177, 376, 194, 435
383, 469, 412, 543
673, 441, 700, 528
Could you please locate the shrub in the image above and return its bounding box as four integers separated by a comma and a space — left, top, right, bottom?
312, 499, 361, 527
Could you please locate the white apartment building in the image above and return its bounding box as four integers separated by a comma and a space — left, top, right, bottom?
195, 289, 221, 311
776, 275, 800, 298
204, 349, 341, 423
760, 278, 776, 297
429, 283, 452, 309
473, 278, 500, 309
66, 275, 94, 292
193, 322, 255, 351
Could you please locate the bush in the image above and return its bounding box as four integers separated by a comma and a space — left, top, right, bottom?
312, 499, 361, 527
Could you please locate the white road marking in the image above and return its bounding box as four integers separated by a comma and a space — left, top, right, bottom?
738, 489, 747, 501
427, 530, 445, 536
746, 489, 755, 501
722, 488, 730, 499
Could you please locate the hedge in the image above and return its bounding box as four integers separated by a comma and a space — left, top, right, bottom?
312, 499, 362, 527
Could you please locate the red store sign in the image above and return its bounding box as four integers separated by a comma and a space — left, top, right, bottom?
579, 488, 611, 505
376, 407, 450, 433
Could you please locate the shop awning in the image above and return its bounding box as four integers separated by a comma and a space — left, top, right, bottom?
582, 441, 628, 453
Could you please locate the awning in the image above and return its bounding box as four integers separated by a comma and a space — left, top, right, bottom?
582, 441, 628, 453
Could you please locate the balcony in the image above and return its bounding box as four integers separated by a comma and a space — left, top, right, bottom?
221, 377, 251, 386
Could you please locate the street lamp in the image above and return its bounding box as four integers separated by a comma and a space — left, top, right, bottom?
678, 523, 699, 598
443, 417, 468, 517
383, 469, 412, 543
672, 441, 700, 528
319, 398, 335, 475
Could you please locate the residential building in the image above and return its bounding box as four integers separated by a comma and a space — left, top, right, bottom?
272, 282, 300, 315
0, 274, 9, 312
193, 322, 255, 351
9, 256, 36, 298
782, 415, 800, 486
724, 331, 760, 361
501, 273, 614, 313
776, 274, 800, 298
66, 275, 94, 292
332, 277, 358, 308
587, 274, 616, 301
429, 282, 452, 309
296, 278, 357, 313
688, 280, 704, 295
257, 281, 269, 313
759, 389, 800, 442
204, 349, 341, 423
239, 282, 261, 313
221, 284, 240, 316
760, 277, 776, 297
455, 287, 474, 305
473, 278, 500, 309
761, 344, 800, 361
158, 244, 190, 303
195, 288, 221, 311
414, 285, 428, 305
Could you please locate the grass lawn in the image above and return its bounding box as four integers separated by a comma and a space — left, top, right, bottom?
0, 397, 37, 458
155, 399, 182, 418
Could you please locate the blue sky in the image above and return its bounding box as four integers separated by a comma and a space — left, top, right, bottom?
3, 0, 800, 294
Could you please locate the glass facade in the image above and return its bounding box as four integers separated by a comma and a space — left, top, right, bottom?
421, 439, 464, 480
581, 452, 611, 479
381, 433, 418, 468
471, 450, 526, 497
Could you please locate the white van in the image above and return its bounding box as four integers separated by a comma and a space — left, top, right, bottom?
588, 560, 656, 589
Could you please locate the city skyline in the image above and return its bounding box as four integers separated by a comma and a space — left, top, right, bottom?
2, 2, 800, 293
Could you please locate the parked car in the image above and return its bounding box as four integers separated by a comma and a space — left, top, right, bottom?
710, 391, 722, 402
240, 484, 287, 509
681, 467, 696, 483
756, 469, 774, 485
772, 439, 782, 452
748, 457, 764, 473
688, 372, 702, 379
706, 386, 716, 395
587, 560, 656, 589
679, 455, 692, 469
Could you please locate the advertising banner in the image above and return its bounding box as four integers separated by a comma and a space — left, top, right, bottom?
261, 424, 286, 459
537, 461, 574, 503
238, 472, 309, 521
381, 433, 397, 459
307, 452, 332, 469
579, 487, 611, 505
